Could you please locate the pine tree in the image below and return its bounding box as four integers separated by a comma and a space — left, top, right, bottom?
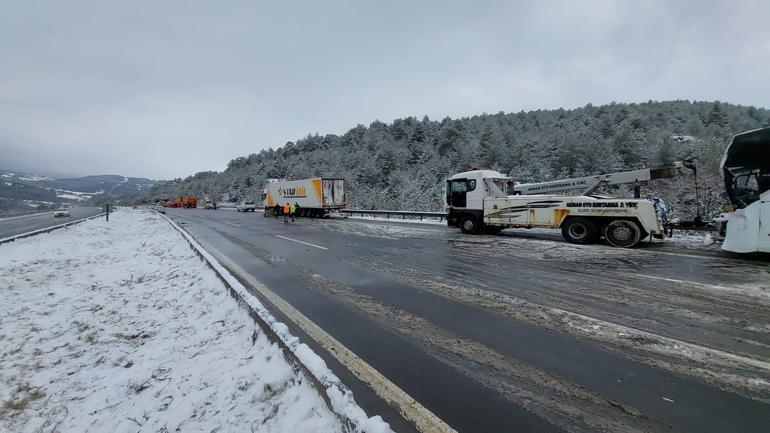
707, 102, 728, 127
657, 138, 676, 166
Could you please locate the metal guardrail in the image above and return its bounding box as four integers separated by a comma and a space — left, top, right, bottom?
0, 212, 107, 245
0, 210, 55, 220
340, 209, 447, 221
664, 220, 719, 237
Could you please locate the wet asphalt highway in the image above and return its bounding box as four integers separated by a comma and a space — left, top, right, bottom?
0, 207, 103, 240
164, 208, 770, 433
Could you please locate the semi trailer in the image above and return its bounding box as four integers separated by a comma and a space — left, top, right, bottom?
720, 127, 770, 253
446, 164, 688, 247
262, 178, 346, 217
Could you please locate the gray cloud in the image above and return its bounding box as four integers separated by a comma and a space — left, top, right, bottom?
1, 0, 768, 179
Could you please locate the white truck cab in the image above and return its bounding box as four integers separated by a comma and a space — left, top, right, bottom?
446, 170, 665, 247
720, 127, 770, 253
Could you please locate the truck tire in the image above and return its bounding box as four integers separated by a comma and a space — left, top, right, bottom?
460, 216, 482, 234
561, 217, 597, 244
604, 219, 641, 248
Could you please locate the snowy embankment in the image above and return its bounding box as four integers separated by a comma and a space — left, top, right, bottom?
340, 213, 721, 249
0, 210, 389, 433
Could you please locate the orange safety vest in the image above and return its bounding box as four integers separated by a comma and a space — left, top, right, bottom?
283, 204, 290, 214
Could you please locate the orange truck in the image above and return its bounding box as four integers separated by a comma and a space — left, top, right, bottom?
164, 198, 182, 208
181, 196, 197, 208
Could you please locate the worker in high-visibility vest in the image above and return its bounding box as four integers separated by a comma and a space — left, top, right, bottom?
283, 203, 292, 222
289, 202, 297, 222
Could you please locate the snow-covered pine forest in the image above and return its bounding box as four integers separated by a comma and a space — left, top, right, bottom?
151, 100, 769, 219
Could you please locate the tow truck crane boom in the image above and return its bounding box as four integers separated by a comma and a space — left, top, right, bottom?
513, 162, 688, 196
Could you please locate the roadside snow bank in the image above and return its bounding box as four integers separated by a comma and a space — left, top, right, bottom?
0, 210, 374, 433
162, 215, 395, 433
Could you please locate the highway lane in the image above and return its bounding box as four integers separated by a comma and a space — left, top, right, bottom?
164, 208, 770, 433
0, 207, 103, 239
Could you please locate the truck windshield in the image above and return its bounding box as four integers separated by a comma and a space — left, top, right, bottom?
727, 169, 764, 208
722, 128, 770, 208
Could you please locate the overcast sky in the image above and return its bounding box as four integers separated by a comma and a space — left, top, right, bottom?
1, 0, 768, 179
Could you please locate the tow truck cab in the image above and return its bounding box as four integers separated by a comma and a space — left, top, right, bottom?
720, 127, 770, 253
445, 170, 512, 228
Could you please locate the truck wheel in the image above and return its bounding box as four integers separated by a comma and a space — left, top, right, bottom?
460, 216, 481, 234
604, 220, 641, 248
561, 217, 597, 244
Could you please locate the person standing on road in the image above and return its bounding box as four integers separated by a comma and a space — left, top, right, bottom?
274, 203, 280, 219
293, 202, 301, 218
283, 203, 291, 222
289, 202, 297, 222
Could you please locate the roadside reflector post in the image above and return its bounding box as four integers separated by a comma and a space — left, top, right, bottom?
104, 203, 112, 221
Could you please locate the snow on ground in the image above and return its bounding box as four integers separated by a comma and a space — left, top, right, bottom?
320, 217, 444, 240
21, 200, 56, 208
53, 190, 96, 202
18, 176, 54, 182
54, 194, 89, 201
341, 213, 724, 251
0, 209, 384, 433
336, 214, 446, 226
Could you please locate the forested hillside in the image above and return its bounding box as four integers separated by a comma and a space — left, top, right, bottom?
151, 100, 769, 219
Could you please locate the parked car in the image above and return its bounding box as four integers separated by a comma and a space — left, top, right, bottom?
236, 201, 257, 212
54, 210, 71, 218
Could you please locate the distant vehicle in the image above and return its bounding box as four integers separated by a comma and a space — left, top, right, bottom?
236, 201, 257, 212
163, 198, 182, 208
54, 210, 70, 218
204, 198, 217, 209
181, 195, 197, 208
262, 178, 346, 218
151, 204, 166, 214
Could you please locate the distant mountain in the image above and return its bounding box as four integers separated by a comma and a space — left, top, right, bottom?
0, 170, 158, 213
44, 175, 157, 195
0, 180, 58, 202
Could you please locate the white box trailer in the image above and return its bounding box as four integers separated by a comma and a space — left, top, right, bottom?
262, 178, 346, 217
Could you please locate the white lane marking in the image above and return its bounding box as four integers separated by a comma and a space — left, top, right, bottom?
662, 397, 675, 403
193, 238, 456, 433
629, 273, 735, 292
629, 273, 770, 302
275, 235, 328, 250
629, 273, 716, 290
632, 247, 727, 260
221, 221, 240, 227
